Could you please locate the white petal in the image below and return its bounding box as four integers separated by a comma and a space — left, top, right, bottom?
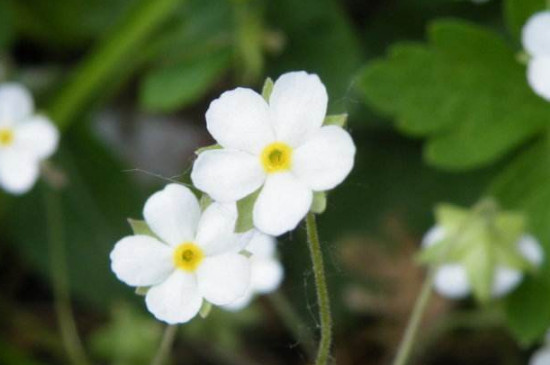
531, 348, 550, 365
522, 11, 550, 57
206, 87, 274, 154
222, 289, 254, 312
253, 173, 312, 236
0, 149, 39, 194
292, 126, 356, 191
14, 115, 59, 159
110, 235, 173, 287
191, 149, 266, 202
197, 253, 250, 305
250, 257, 283, 293
518, 235, 545, 266
421, 225, 446, 248
196, 202, 241, 256
143, 184, 200, 246
269, 71, 328, 146
0, 83, 34, 123
145, 270, 202, 324
433, 264, 471, 299
492, 267, 522, 297
245, 231, 277, 258
527, 57, 550, 101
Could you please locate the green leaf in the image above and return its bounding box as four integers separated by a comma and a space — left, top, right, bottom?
435, 203, 469, 231
199, 301, 212, 319
128, 219, 156, 237
195, 144, 222, 155
140, 51, 230, 112
323, 113, 348, 127
463, 243, 495, 303
505, 276, 550, 346
504, 0, 546, 38
261, 77, 274, 101
235, 189, 261, 233
358, 20, 550, 170
490, 136, 550, 344
310, 191, 327, 214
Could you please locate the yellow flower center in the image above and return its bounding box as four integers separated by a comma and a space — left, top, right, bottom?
0, 128, 14, 147
261, 142, 292, 173
173, 243, 204, 272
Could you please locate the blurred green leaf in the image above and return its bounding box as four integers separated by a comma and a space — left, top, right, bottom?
490, 136, 550, 344
358, 20, 550, 170
261, 77, 274, 101
0, 1, 14, 49
504, 0, 546, 38
128, 219, 156, 237
140, 50, 231, 112
266, 0, 363, 110
4, 124, 144, 308
323, 113, 348, 127
310, 191, 327, 214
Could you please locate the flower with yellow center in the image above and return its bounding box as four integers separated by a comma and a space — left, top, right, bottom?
110, 184, 251, 324
0, 83, 59, 194
191, 71, 356, 236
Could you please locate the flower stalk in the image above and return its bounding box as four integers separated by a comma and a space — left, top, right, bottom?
306, 212, 333, 365
150, 325, 178, 365
44, 186, 90, 365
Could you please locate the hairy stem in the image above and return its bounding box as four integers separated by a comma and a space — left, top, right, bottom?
44, 187, 90, 365
150, 325, 178, 365
48, 0, 182, 130
306, 213, 333, 365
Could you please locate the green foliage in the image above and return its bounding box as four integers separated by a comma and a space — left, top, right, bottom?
3, 124, 144, 308
358, 20, 550, 170
504, 0, 547, 38
491, 136, 550, 344
140, 51, 231, 112
90, 303, 162, 365
310, 191, 327, 214
127, 219, 156, 237
323, 113, 348, 127
261, 77, 274, 101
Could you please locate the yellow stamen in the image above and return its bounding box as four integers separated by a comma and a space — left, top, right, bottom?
173, 243, 204, 272
261, 142, 292, 173
0, 128, 14, 147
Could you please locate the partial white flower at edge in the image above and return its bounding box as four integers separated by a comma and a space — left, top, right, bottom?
531, 331, 550, 365
110, 184, 251, 324
422, 226, 544, 299
223, 231, 283, 311
522, 11, 550, 101
0, 83, 59, 194
191, 71, 356, 236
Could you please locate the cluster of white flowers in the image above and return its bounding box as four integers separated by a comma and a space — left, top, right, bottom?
522, 11, 550, 101
0, 83, 59, 194
110, 71, 355, 323
422, 226, 544, 299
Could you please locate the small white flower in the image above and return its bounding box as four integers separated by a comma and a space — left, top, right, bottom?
0, 83, 59, 194
110, 184, 251, 324
422, 226, 544, 299
224, 231, 283, 311
531, 332, 550, 365
191, 71, 356, 236
522, 11, 550, 101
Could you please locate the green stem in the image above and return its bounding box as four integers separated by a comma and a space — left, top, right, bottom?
44, 187, 90, 365
48, 0, 182, 130
306, 213, 333, 365
392, 268, 436, 365
150, 325, 178, 365
268, 291, 316, 359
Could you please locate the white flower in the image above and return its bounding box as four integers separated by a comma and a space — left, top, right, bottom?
522, 11, 550, 101
0, 83, 59, 194
531, 331, 550, 365
110, 184, 251, 324
191, 71, 356, 236
224, 231, 283, 311
422, 226, 544, 299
